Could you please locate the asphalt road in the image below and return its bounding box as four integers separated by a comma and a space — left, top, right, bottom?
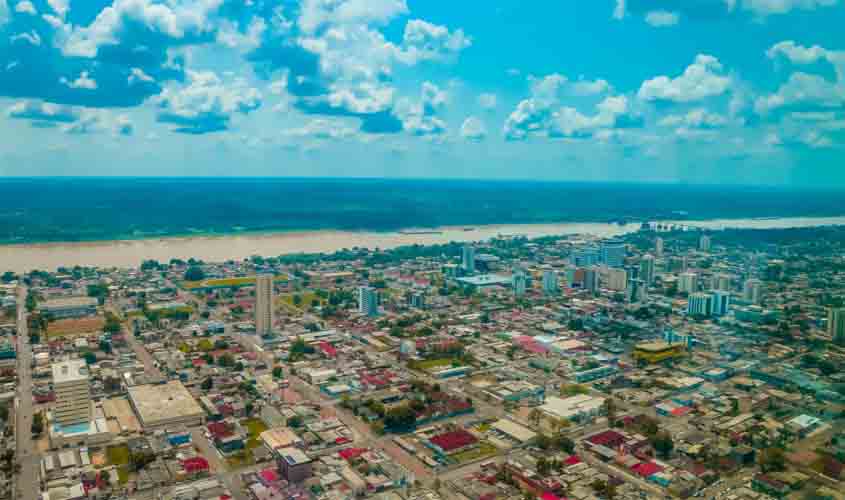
15, 285, 38, 500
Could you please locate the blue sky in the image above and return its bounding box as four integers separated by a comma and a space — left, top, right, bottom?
1, 0, 844, 185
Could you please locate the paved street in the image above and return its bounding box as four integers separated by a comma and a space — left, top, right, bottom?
108, 305, 163, 378
15, 285, 38, 500
288, 374, 433, 482
189, 427, 250, 500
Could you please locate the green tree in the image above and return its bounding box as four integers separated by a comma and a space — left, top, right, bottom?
31, 412, 44, 436
759, 447, 786, 473
184, 266, 205, 282
651, 431, 674, 459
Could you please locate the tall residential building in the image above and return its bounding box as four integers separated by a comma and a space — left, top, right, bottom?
714, 273, 732, 291
678, 272, 698, 294
564, 266, 577, 288
640, 254, 655, 285
358, 286, 379, 317
699, 234, 711, 252
627, 279, 647, 303
255, 274, 275, 335
461, 245, 476, 274
512, 268, 528, 297
655, 237, 664, 257
542, 270, 558, 295
601, 240, 626, 268
743, 278, 763, 305
573, 246, 601, 267
688, 292, 713, 317
583, 267, 599, 294
52, 359, 91, 427
828, 308, 845, 345
606, 268, 628, 291
407, 292, 426, 310
711, 290, 731, 317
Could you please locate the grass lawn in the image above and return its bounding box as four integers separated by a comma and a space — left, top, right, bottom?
242, 418, 269, 450
183, 275, 290, 290
116, 467, 129, 484
452, 441, 497, 464
106, 444, 130, 466
560, 384, 591, 397
226, 450, 256, 469
279, 291, 325, 309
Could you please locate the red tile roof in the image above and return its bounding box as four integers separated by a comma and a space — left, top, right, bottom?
181, 457, 210, 473
429, 430, 478, 452
586, 430, 626, 448
631, 461, 663, 477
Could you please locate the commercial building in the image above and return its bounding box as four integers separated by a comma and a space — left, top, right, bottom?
455, 274, 512, 290
605, 268, 627, 291
39, 296, 98, 319
743, 278, 763, 305
539, 395, 606, 422
255, 274, 274, 335
490, 419, 537, 445
574, 365, 618, 383
583, 267, 599, 294
52, 359, 91, 427
714, 273, 733, 291
828, 307, 845, 345
512, 268, 527, 297
711, 290, 731, 316
462, 245, 476, 274
655, 237, 664, 257
699, 235, 711, 252
639, 254, 655, 284
687, 292, 712, 317
678, 272, 698, 294
601, 240, 626, 268
277, 447, 313, 483
407, 292, 426, 309
626, 279, 646, 303
542, 269, 558, 295
358, 286, 379, 317
128, 381, 205, 430
573, 246, 600, 267
633, 341, 686, 364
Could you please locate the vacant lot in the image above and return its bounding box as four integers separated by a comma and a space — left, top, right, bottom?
47, 316, 105, 339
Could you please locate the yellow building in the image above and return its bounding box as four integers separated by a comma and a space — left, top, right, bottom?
633, 341, 686, 364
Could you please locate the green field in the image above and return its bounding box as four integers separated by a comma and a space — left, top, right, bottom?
243, 418, 269, 450
106, 444, 130, 466
183, 275, 289, 290
452, 441, 497, 464
106, 444, 131, 484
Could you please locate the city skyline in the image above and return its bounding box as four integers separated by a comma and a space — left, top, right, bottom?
0, 1, 844, 185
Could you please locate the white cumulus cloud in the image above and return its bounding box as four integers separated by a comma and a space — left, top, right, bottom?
460, 116, 487, 141
638, 54, 732, 103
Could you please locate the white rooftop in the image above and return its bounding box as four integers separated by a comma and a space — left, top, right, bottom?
52, 359, 89, 384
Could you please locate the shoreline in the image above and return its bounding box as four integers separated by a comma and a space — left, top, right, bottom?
1, 215, 845, 272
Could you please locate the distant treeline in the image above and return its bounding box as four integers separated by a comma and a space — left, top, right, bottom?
1, 178, 845, 243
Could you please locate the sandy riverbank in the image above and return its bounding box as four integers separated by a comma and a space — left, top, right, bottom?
1, 216, 844, 272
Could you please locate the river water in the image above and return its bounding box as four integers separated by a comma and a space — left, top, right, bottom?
1, 216, 844, 272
